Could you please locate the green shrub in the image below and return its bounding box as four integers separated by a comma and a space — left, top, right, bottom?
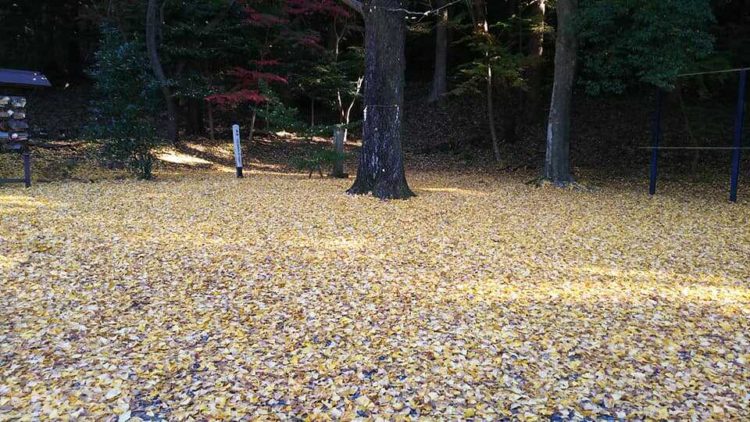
87, 25, 163, 179
290, 149, 348, 178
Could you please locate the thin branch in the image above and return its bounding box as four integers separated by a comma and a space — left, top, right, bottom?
382, 0, 462, 17
340, 0, 459, 21
340, 0, 363, 15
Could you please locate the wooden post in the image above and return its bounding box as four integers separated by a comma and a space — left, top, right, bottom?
730, 70, 747, 203
232, 124, 243, 178
310, 98, 315, 127
22, 151, 31, 187
331, 125, 347, 178
649, 89, 663, 196
248, 109, 256, 143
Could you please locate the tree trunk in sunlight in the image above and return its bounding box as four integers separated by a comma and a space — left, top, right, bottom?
543, 0, 576, 185
347, 0, 414, 199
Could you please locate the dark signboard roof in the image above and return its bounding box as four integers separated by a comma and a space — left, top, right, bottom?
0, 69, 52, 87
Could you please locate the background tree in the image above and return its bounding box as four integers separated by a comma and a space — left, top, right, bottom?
287, 0, 363, 139
428, 0, 449, 103
525, 0, 547, 120
542, 0, 577, 185
453, 0, 524, 164
541, 0, 716, 186
146, 0, 179, 144
160, 0, 246, 137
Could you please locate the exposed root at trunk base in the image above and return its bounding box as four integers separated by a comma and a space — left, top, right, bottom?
347, 180, 415, 200
527, 177, 595, 192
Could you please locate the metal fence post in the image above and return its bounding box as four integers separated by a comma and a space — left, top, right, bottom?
730, 70, 747, 203
649, 89, 663, 196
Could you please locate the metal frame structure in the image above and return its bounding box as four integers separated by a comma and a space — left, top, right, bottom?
649, 68, 748, 202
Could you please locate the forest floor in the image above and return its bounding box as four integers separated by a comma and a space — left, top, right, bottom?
1, 138, 749, 420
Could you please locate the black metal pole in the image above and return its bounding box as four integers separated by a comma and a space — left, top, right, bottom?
22, 151, 31, 188
730, 70, 747, 203
649, 89, 663, 195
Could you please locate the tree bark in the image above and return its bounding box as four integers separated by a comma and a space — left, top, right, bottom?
347, 0, 414, 199
526, 0, 546, 121
428, 0, 448, 103
543, 0, 576, 185
146, 0, 178, 144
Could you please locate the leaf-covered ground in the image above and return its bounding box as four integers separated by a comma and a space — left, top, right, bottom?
1, 165, 749, 420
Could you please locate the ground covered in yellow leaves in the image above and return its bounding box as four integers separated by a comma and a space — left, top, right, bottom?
1, 163, 749, 420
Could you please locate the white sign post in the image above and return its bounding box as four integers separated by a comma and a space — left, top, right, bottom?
232, 124, 243, 178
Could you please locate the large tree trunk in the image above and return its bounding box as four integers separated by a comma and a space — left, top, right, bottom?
347, 0, 414, 199
146, 0, 179, 144
428, 0, 448, 103
526, 0, 546, 121
543, 0, 576, 185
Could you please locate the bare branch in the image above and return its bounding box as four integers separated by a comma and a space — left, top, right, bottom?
340, 0, 363, 15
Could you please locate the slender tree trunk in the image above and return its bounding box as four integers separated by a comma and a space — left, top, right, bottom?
543, 0, 577, 185
487, 69, 501, 162
341, 77, 364, 144
472, 0, 501, 163
146, 0, 178, 144
347, 0, 414, 199
207, 101, 215, 141
526, 0, 546, 121
333, 18, 361, 146
428, 0, 448, 103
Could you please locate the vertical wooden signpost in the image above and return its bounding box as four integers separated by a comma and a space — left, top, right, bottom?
331, 125, 347, 178
232, 124, 243, 178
